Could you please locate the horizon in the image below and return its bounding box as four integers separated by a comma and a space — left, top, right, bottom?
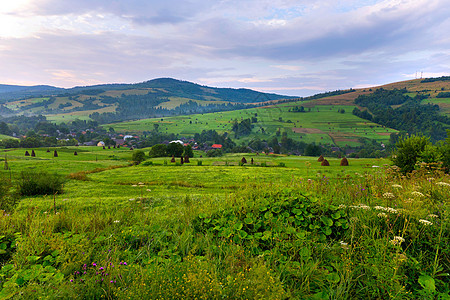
1, 0, 449, 96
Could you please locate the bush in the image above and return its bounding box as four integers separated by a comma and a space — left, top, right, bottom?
132, 150, 146, 164
392, 135, 430, 173
18, 171, 65, 196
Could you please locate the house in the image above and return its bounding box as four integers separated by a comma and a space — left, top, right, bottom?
211, 144, 222, 149
97, 141, 105, 147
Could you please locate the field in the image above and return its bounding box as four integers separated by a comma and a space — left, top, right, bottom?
0, 146, 449, 299
108, 101, 397, 147
0, 134, 17, 141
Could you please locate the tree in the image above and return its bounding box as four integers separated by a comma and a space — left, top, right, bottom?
184, 144, 194, 158
149, 144, 167, 158
132, 150, 146, 164
167, 142, 184, 157
392, 135, 430, 173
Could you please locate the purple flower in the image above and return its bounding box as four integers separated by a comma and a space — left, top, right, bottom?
99, 267, 104, 270
92, 263, 97, 267
70, 279, 73, 282
123, 262, 127, 265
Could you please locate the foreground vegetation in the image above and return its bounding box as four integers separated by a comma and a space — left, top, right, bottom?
0, 146, 449, 299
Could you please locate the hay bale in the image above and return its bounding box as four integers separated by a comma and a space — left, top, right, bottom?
340, 157, 349, 166
47, 149, 50, 153
54, 150, 58, 157
74, 151, 78, 156
25, 151, 30, 156
317, 155, 324, 162
241, 157, 247, 164
31, 150, 36, 157
321, 159, 329, 166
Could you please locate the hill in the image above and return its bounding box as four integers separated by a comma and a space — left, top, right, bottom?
0, 78, 296, 122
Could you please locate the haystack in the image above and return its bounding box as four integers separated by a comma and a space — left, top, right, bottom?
317, 155, 324, 162
54, 150, 58, 157
171, 155, 176, 163
340, 157, 349, 166
184, 155, 190, 163
321, 159, 329, 166
241, 157, 247, 164
25, 151, 30, 156
74, 151, 78, 156
31, 150, 36, 157
181, 156, 184, 164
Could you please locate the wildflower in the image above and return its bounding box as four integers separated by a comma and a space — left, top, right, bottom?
390, 236, 405, 245
338, 204, 347, 209
339, 241, 350, 249
392, 184, 403, 189
377, 213, 387, 218
70, 279, 73, 282
92, 263, 97, 267
129, 198, 135, 201
113, 220, 120, 223
419, 219, 433, 225
436, 182, 450, 187
138, 182, 144, 185
383, 192, 395, 199
385, 207, 398, 214
428, 214, 438, 218
99, 267, 104, 270
411, 191, 424, 197
131, 184, 137, 187
374, 205, 385, 210
146, 189, 151, 192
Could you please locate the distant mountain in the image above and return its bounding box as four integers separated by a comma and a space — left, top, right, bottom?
0, 84, 63, 101
0, 78, 295, 104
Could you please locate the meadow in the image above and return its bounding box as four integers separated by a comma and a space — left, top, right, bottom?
0, 146, 448, 299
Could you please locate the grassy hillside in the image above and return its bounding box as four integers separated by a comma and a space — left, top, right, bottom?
108, 100, 396, 147
0, 147, 448, 298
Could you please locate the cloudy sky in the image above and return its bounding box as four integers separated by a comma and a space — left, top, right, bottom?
0, 0, 449, 96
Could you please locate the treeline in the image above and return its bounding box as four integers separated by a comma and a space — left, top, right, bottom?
421, 76, 450, 83
353, 88, 450, 141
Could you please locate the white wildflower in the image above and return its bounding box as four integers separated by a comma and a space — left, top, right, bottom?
129, 198, 135, 201
386, 207, 398, 214
146, 189, 151, 192
339, 241, 350, 249
138, 182, 145, 185
436, 182, 450, 187
419, 219, 433, 225
131, 184, 137, 187
374, 206, 386, 211
359, 204, 371, 210
392, 184, 403, 189
378, 213, 387, 218
428, 214, 439, 218
383, 192, 395, 199
390, 236, 405, 245
411, 191, 424, 197
113, 220, 120, 223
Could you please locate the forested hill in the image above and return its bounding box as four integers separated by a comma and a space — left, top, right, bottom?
0, 78, 295, 104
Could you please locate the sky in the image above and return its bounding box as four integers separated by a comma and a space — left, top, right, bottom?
0, 0, 449, 97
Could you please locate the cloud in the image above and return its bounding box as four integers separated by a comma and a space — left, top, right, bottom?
0, 0, 449, 96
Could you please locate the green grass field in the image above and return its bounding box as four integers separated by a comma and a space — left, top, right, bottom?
0, 146, 448, 299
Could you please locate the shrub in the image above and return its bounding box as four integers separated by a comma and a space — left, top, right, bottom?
18, 171, 65, 196
392, 135, 430, 173
131, 150, 146, 164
